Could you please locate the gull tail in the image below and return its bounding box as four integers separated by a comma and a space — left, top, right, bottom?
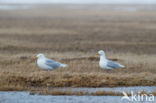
60, 64, 67, 68
119, 64, 125, 68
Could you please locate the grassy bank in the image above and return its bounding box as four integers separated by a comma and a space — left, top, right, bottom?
0, 4, 156, 90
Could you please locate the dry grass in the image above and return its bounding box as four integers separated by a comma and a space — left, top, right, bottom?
31, 90, 123, 96
35, 90, 89, 96
30, 89, 156, 96
0, 4, 156, 90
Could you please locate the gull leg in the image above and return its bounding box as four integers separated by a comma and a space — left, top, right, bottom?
47, 70, 51, 76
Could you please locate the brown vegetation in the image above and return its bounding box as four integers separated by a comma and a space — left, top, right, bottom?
30, 89, 156, 96
0, 4, 156, 91
31, 90, 123, 96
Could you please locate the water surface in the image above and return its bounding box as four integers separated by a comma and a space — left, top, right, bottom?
1, 86, 156, 103
0, 91, 155, 103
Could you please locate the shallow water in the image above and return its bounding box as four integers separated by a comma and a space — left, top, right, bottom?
0, 4, 35, 10
0, 0, 156, 4
0, 91, 155, 103
0, 86, 156, 103
0, 4, 155, 11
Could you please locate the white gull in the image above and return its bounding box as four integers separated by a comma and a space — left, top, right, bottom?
35, 53, 67, 70
96, 50, 125, 69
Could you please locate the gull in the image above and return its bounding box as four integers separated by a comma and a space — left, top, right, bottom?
34, 53, 67, 70
96, 50, 125, 69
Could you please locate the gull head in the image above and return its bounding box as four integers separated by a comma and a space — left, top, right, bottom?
96, 50, 105, 56
34, 53, 45, 60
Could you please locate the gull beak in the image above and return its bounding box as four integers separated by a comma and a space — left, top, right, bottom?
34, 55, 38, 60
96, 52, 99, 55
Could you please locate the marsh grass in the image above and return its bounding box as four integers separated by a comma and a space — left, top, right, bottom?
30, 89, 156, 96
31, 90, 123, 96
0, 53, 156, 90
0, 4, 156, 91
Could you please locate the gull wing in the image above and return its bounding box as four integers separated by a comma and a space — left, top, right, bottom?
107, 60, 121, 69
45, 59, 61, 69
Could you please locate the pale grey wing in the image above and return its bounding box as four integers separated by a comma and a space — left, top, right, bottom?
107, 60, 121, 69
45, 59, 61, 69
